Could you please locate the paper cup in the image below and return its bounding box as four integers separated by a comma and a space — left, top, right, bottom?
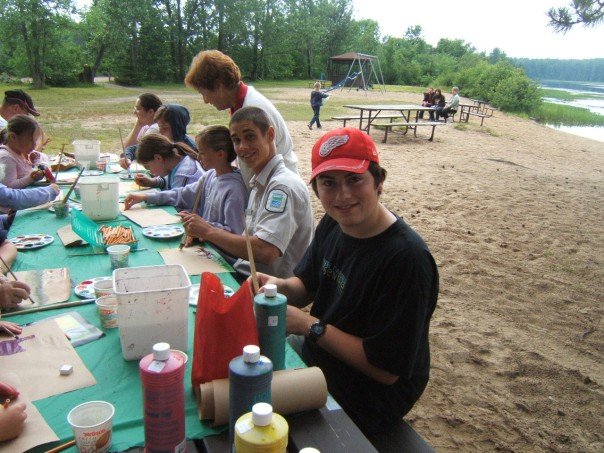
67, 401, 115, 453
96, 295, 118, 329
93, 279, 113, 299
53, 200, 68, 219
107, 244, 130, 270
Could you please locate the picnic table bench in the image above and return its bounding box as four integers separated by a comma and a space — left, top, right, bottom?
374, 121, 444, 142
459, 103, 494, 126
332, 114, 404, 128
200, 406, 435, 452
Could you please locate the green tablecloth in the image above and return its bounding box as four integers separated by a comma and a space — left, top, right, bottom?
6, 203, 305, 451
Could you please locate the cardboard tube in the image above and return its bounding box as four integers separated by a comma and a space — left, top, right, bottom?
198, 367, 328, 426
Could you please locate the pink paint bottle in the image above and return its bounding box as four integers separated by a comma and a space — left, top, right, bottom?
139, 342, 186, 453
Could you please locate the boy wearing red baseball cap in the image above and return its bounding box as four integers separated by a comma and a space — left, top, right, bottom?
258, 127, 439, 437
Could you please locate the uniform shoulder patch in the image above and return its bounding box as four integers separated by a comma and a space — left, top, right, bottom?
265, 189, 288, 213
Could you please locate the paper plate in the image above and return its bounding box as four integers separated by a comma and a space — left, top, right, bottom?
82, 170, 104, 176
142, 225, 184, 240
74, 277, 111, 299
118, 170, 146, 180
9, 234, 54, 250
188, 283, 234, 306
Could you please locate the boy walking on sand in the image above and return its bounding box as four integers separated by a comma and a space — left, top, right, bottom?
308, 82, 330, 130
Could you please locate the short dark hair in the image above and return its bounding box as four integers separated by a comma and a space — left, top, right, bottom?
138, 93, 162, 111
311, 161, 387, 196
195, 125, 236, 163
230, 106, 271, 134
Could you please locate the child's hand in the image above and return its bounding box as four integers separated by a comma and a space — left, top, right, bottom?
0, 321, 22, 336
124, 193, 147, 210
0, 401, 27, 442
29, 169, 44, 181
134, 174, 156, 188
119, 157, 131, 169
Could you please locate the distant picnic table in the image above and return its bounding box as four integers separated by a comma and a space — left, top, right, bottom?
337, 104, 444, 142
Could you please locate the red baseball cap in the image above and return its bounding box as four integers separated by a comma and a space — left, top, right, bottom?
310, 127, 379, 181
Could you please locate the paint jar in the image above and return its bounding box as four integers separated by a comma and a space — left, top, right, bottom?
234, 403, 288, 453
229, 345, 273, 449
139, 342, 186, 453
53, 200, 68, 219
254, 284, 287, 371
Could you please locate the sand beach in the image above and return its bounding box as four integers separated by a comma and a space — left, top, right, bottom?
249, 87, 603, 452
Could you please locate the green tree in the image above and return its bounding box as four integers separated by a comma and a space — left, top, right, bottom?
0, 0, 76, 87
548, 0, 604, 32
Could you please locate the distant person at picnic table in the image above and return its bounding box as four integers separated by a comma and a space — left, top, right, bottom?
181, 106, 313, 280
125, 125, 247, 239
184, 49, 299, 187
119, 93, 163, 169
0, 115, 50, 189
257, 127, 439, 435
132, 133, 203, 191
436, 86, 460, 122
308, 81, 330, 130
429, 88, 445, 121
0, 90, 40, 129
418, 86, 434, 119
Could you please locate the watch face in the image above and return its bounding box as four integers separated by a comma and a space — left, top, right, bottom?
310, 321, 325, 340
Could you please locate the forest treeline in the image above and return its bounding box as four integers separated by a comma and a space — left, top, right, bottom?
513, 58, 604, 83
0, 0, 600, 115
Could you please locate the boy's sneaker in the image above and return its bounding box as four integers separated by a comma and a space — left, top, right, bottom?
308, 124, 312, 130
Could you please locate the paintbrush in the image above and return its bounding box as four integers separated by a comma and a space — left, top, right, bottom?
61, 167, 85, 206
118, 127, 131, 179
0, 255, 37, 305
244, 209, 260, 295
68, 248, 147, 257
179, 177, 206, 250
43, 438, 76, 453
2, 298, 96, 318
53, 145, 65, 182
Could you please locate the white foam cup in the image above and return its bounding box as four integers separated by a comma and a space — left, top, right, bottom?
107, 245, 130, 270
67, 401, 115, 453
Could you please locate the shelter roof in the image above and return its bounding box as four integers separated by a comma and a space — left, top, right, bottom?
329, 52, 376, 61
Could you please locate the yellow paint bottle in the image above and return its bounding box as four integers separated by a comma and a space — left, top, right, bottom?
234, 403, 288, 453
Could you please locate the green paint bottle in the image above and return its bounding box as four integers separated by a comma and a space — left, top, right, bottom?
254, 284, 287, 371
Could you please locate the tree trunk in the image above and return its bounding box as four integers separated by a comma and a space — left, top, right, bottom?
92, 42, 106, 78
176, 0, 184, 81
306, 39, 313, 80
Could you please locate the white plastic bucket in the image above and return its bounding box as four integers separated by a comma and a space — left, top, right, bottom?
78, 176, 119, 221
113, 265, 191, 361
73, 140, 101, 169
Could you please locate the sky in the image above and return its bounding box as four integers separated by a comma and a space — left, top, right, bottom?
352, 0, 603, 59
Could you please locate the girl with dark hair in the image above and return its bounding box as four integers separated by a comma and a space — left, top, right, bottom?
125, 126, 247, 236
0, 115, 46, 188
133, 133, 203, 191
120, 93, 163, 169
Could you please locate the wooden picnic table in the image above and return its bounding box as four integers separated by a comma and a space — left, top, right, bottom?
343, 104, 432, 132
342, 104, 443, 141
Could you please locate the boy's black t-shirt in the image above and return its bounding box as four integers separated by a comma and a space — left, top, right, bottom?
294, 214, 438, 434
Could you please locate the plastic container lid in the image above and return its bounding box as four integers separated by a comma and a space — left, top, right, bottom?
153, 342, 171, 361
299, 449, 321, 453
264, 284, 277, 297
243, 345, 260, 363
251, 403, 273, 426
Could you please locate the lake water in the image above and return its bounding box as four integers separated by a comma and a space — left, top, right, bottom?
540, 80, 604, 143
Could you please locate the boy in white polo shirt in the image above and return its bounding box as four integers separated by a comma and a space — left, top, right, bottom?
181, 106, 313, 279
